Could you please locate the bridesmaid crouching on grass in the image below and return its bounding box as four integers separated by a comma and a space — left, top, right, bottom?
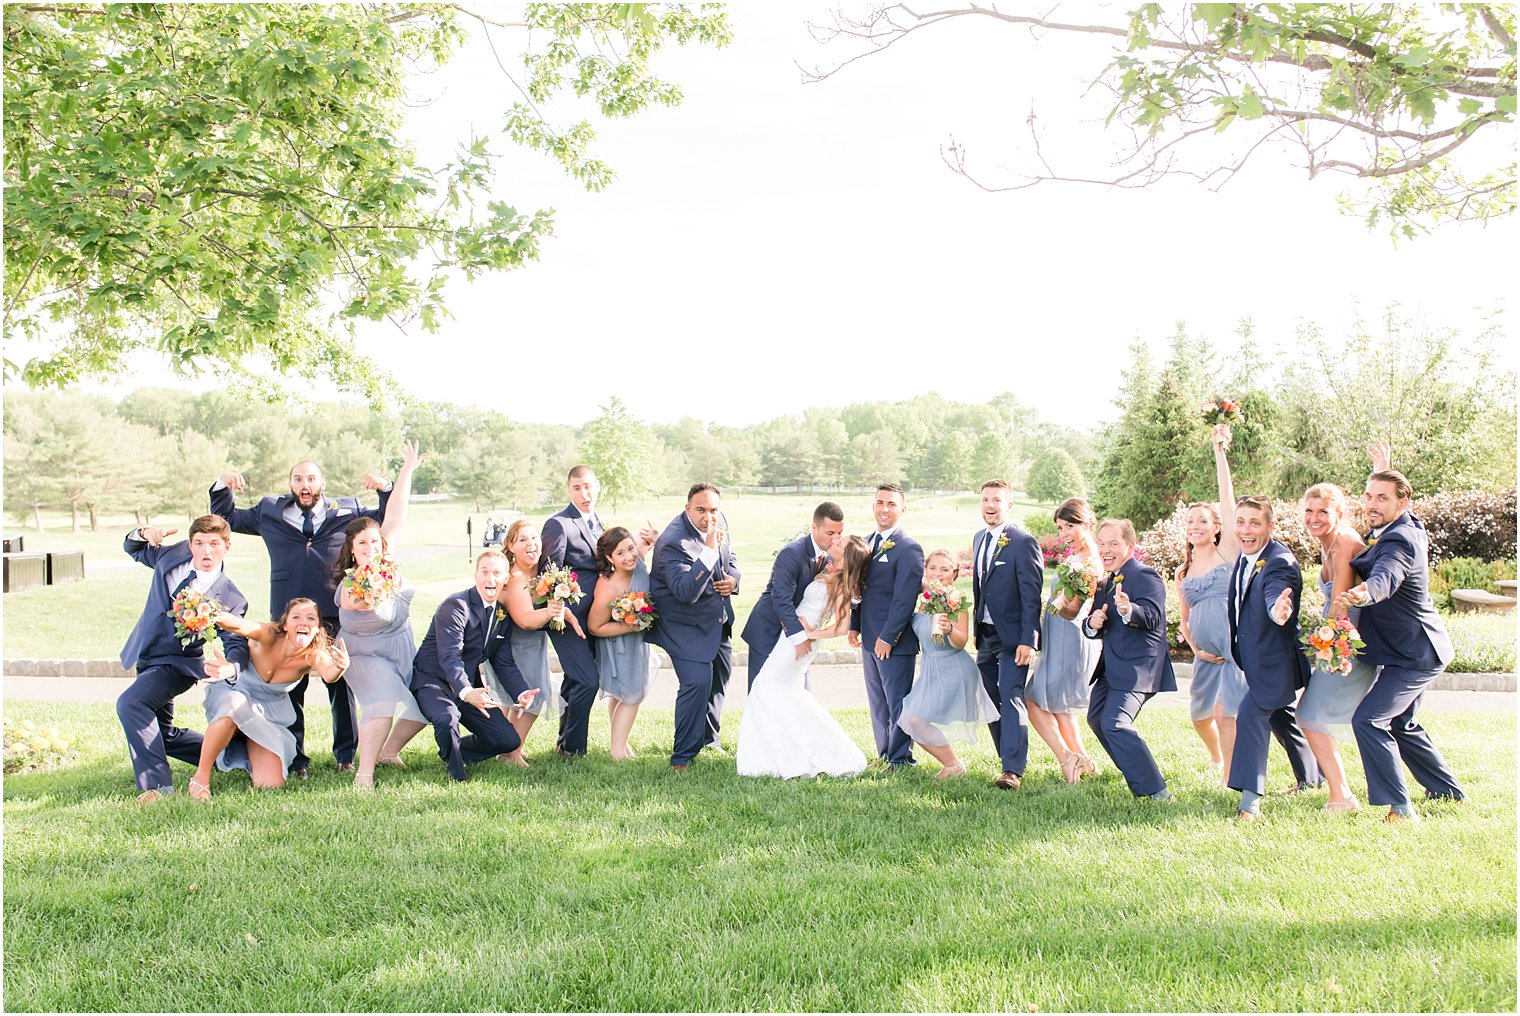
898, 549, 998, 779
588, 526, 658, 761
191, 599, 350, 798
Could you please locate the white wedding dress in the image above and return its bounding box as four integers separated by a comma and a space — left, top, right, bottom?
737, 579, 868, 779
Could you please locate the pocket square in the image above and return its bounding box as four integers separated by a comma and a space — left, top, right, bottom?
878, 555, 889, 563
337, 508, 352, 517
994, 560, 1006, 567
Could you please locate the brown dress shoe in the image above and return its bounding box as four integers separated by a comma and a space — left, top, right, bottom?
671, 763, 690, 772
337, 763, 355, 773
993, 771, 1021, 790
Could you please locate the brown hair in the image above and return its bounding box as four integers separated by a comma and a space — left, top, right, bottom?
273, 597, 332, 658
826, 535, 872, 621
1235, 494, 1274, 524
567, 464, 596, 482
188, 514, 232, 542
1180, 502, 1221, 575
877, 482, 905, 496
595, 526, 635, 577
1097, 519, 1138, 545
501, 519, 538, 568
1368, 469, 1414, 501
1054, 498, 1096, 528
980, 479, 1011, 493
333, 517, 388, 585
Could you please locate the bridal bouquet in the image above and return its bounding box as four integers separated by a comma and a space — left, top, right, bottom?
918, 582, 965, 644
610, 590, 657, 632
166, 589, 226, 649
344, 559, 402, 608
1200, 395, 1245, 426
1051, 555, 1103, 610
533, 564, 583, 631
1300, 616, 1366, 675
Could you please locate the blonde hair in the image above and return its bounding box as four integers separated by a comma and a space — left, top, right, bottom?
476, 549, 508, 568
1303, 483, 1348, 513
925, 548, 959, 574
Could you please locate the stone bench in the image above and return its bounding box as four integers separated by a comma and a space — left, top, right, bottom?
1495, 580, 1517, 596
1451, 589, 1517, 614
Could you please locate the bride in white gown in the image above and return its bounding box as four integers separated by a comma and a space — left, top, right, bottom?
737, 535, 871, 779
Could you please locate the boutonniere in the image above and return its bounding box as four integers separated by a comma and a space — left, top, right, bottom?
495, 607, 506, 622
1254, 559, 1265, 574
878, 539, 896, 556
1365, 535, 1379, 547
995, 534, 1009, 553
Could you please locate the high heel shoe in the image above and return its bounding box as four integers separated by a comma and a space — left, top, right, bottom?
1077, 754, 1097, 778
1059, 751, 1082, 785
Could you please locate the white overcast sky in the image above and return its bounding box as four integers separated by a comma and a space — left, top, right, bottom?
64, 3, 1520, 427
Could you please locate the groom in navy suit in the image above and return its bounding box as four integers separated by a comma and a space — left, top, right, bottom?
970, 479, 1044, 789
541, 465, 605, 757
1226, 496, 1314, 820
211, 459, 391, 775
115, 515, 249, 802
649, 483, 740, 769
409, 550, 536, 781
1082, 519, 1176, 801
849, 483, 925, 769
741, 501, 844, 688
1337, 470, 1465, 822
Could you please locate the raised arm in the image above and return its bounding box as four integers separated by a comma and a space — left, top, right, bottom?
1213, 426, 1240, 560
379, 440, 424, 545
1367, 438, 1392, 473
209, 473, 262, 536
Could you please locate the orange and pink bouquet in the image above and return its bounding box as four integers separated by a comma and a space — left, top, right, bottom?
166, 589, 226, 649
1200, 395, 1245, 426
918, 582, 965, 644
533, 564, 583, 631
1300, 615, 1366, 675
611, 590, 656, 632
344, 559, 402, 608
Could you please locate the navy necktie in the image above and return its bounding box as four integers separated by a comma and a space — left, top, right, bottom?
170, 570, 196, 598
870, 532, 882, 555
301, 508, 315, 542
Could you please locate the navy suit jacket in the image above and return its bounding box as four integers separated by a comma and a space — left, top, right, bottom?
210, 485, 390, 617
1227, 539, 1311, 710
541, 504, 600, 620
119, 535, 250, 679
741, 534, 820, 651
971, 523, 1044, 651
1350, 511, 1453, 671
852, 529, 925, 655
1082, 557, 1177, 694
409, 588, 525, 701
648, 511, 739, 662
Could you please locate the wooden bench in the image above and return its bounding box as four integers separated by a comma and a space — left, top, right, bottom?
46, 550, 86, 584
1451, 589, 1517, 614
3, 553, 48, 593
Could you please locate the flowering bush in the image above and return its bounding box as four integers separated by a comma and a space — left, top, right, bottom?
3, 717, 75, 774
1039, 534, 1069, 568
1411, 489, 1516, 566
956, 548, 973, 579
1023, 512, 1056, 539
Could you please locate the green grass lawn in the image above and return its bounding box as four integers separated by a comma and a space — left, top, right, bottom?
4, 493, 1048, 659
2, 701, 1513, 1012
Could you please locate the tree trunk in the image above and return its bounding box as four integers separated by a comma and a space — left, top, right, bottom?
88, 503, 99, 530
32, 502, 44, 532
70, 500, 80, 532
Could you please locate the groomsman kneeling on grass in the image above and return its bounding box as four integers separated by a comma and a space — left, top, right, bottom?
1082, 519, 1176, 802
116, 515, 250, 803
1336, 469, 1466, 824
409, 550, 538, 782
1226, 496, 1312, 822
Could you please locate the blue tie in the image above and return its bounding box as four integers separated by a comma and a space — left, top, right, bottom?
301, 509, 315, 542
